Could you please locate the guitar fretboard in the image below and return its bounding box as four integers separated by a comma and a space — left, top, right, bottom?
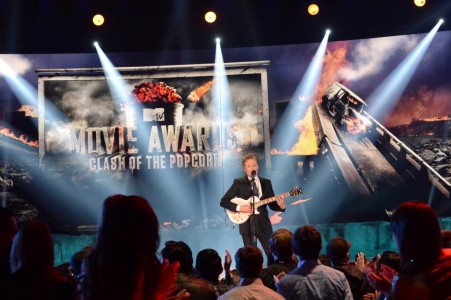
256, 191, 292, 208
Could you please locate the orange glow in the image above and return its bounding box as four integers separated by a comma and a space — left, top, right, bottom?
273, 43, 351, 156
132, 82, 182, 103
289, 105, 318, 155
188, 80, 214, 103
417, 115, 451, 122
0, 127, 38, 148
346, 117, 367, 135
271, 106, 318, 155
17, 105, 38, 118
316, 43, 350, 100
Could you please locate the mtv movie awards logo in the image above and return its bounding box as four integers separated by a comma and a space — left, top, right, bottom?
44, 79, 264, 172
48, 80, 230, 172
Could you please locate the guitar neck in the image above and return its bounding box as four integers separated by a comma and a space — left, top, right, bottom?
256, 192, 291, 208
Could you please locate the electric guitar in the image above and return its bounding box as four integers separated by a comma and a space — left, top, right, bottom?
226, 187, 302, 224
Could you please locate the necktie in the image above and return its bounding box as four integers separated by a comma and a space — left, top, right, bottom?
252, 180, 258, 197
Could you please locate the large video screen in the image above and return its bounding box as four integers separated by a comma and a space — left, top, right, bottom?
1, 31, 450, 233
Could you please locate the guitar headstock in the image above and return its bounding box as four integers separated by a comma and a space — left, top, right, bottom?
290, 187, 302, 196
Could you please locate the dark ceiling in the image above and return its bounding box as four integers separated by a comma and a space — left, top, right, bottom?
1, 0, 451, 54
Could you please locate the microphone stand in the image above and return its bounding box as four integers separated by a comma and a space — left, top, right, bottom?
250, 174, 258, 247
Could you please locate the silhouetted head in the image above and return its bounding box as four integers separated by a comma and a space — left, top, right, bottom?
161, 240, 194, 274
10, 220, 54, 273
377, 250, 401, 272
235, 245, 263, 278
269, 228, 294, 263
326, 237, 351, 266
292, 225, 322, 260
390, 201, 441, 268
195, 248, 223, 284
96, 194, 160, 260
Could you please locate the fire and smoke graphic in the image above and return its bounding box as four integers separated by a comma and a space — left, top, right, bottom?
17, 105, 38, 118
316, 43, 350, 98
0, 127, 38, 148
385, 85, 451, 128
187, 80, 214, 103
288, 106, 318, 155
132, 82, 182, 103
273, 44, 351, 156
345, 112, 372, 136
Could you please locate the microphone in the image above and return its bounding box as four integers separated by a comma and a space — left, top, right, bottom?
251, 170, 256, 178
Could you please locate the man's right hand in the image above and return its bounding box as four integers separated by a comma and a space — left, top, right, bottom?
240, 205, 252, 213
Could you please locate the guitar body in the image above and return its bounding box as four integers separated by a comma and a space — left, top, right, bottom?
227, 197, 261, 224
225, 187, 302, 224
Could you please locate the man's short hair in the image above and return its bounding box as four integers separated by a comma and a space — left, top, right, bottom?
269, 228, 293, 262
161, 240, 193, 273
292, 225, 322, 260
241, 154, 257, 166
195, 248, 223, 281
235, 246, 263, 278
326, 237, 351, 265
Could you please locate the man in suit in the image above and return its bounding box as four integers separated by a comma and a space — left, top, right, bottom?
220, 153, 286, 260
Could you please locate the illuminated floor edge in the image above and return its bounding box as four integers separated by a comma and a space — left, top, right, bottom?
53, 217, 451, 266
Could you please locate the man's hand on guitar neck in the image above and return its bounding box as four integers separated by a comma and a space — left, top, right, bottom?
275, 195, 286, 209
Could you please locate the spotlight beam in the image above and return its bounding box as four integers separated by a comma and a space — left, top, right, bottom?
272, 30, 330, 152
367, 20, 443, 119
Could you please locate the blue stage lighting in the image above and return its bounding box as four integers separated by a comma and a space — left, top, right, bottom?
367, 20, 443, 121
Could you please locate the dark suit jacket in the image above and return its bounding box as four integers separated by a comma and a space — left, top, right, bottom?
220, 176, 285, 236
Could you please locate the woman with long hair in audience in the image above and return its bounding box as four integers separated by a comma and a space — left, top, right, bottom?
6, 220, 76, 300
82, 194, 181, 300
366, 201, 451, 299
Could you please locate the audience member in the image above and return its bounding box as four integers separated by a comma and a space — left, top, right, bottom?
82, 194, 179, 300
441, 229, 451, 248
376, 251, 400, 274
70, 246, 94, 280
5, 220, 76, 300
195, 248, 234, 295
318, 253, 331, 267
276, 225, 353, 300
218, 245, 284, 300
365, 201, 451, 299
326, 236, 374, 300
223, 249, 239, 285
261, 228, 297, 291
69, 245, 94, 299
0, 206, 17, 281
162, 240, 217, 299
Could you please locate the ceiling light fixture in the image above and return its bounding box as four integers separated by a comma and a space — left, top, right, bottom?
308, 4, 320, 16
93, 14, 105, 26
205, 11, 217, 23
414, 0, 426, 7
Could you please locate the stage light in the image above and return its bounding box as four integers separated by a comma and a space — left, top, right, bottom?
326, 29, 331, 35
367, 21, 442, 121
216, 37, 221, 43
205, 11, 217, 23
414, 0, 426, 7
93, 41, 99, 47
212, 37, 232, 122
439, 19, 444, 24
93, 14, 105, 26
308, 4, 319, 16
